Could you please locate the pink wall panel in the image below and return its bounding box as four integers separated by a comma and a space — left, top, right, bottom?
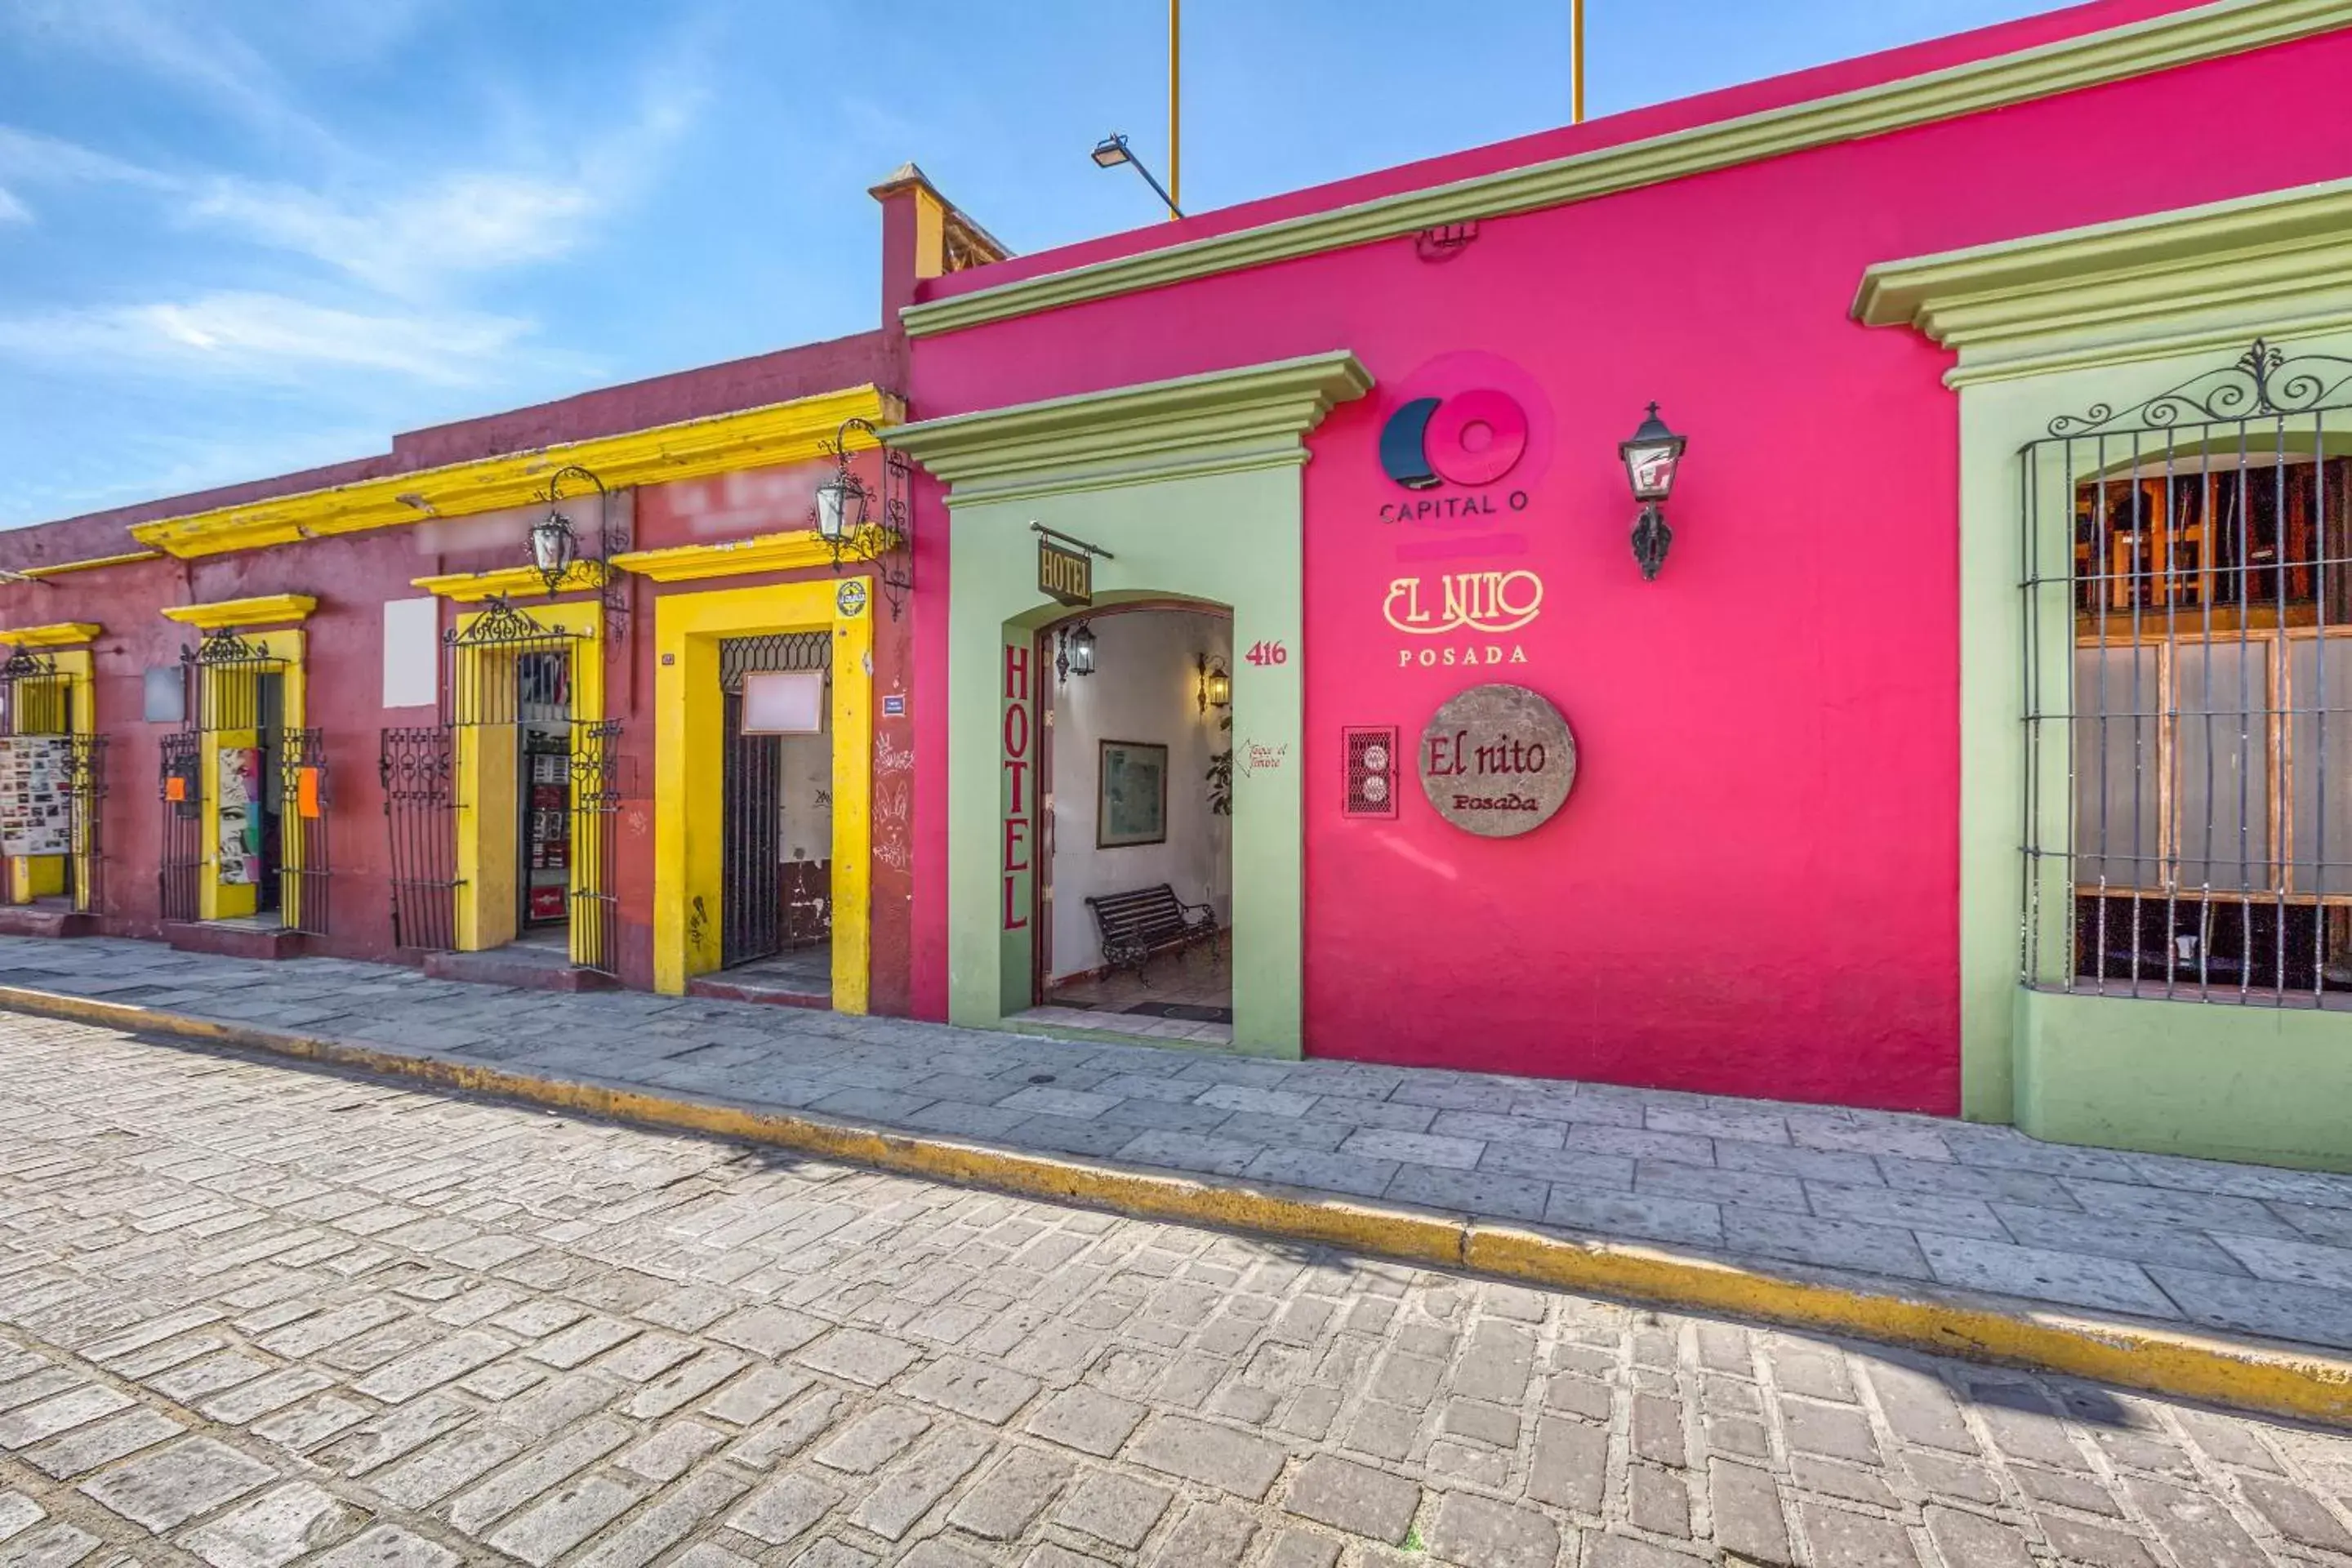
906, 23, 2352, 1112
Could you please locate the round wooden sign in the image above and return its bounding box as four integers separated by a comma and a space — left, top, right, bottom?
1418, 684, 1577, 836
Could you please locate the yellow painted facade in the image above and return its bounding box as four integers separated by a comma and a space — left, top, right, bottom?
191, 629, 308, 925
652, 575, 872, 1009
131, 388, 898, 559
610, 528, 883, 583
449, 599, 605, 963
3, 643, 96, 910
412, 563, 606, 603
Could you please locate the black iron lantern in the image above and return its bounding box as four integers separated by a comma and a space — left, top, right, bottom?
813, 467, 869, 542
529, 464, 607, 595
1056, 621, 1097, 684
1619, 402, 1687, 581
528, 508, 578, 592
808, 416, 915, 619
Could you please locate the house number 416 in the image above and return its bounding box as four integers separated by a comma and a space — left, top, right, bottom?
1245, 640, 1288, 666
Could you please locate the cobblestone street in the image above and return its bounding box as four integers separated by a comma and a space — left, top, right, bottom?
6, 1015, 2352, 1567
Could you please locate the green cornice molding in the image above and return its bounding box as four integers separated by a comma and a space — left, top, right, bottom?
1855, 176, 2352, 382
886, 350, 1372, 506
902, 0, 2342, 339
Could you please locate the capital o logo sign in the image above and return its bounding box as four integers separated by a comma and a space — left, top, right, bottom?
1379, 388, 1530, 491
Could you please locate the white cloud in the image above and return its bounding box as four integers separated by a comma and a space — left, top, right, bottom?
0, 127, 172, 189
0, 188, 28, 225
0, 292, 534, 384
187, 173, 599, 298
1, 0, 340, 158
180, 82, 705, 298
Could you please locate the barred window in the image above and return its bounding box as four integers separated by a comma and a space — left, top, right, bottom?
2023, 341, 2352, 1004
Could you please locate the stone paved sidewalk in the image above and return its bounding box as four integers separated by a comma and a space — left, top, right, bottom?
10, 1011, 2352, 1568
7, 938, 2352, 1356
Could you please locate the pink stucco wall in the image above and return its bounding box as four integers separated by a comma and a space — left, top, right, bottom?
906, 5, 2352, 1112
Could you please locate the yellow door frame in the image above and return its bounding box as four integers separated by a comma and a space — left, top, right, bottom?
652, 577, 872, 1009
192, 630, 307, 924
7, 650, 95, 909
449, 599, 606, 964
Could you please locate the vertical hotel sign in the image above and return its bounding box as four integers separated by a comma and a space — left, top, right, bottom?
1001, 640, 1032, 930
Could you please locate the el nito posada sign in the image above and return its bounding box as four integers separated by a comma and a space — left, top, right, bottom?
1419, 683, 1576, 837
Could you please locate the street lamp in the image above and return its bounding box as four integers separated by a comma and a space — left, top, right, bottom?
1090, 133, 1183, 220
1619, 403, 1688, 581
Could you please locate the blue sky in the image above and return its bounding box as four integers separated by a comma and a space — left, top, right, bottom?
0, 0, 2051, 529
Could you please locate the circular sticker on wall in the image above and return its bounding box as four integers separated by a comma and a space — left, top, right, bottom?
1418, 684, 1577, 837
836, 580, 868, 618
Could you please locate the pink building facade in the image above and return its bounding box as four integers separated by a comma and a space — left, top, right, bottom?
893, 0, 2352, 1168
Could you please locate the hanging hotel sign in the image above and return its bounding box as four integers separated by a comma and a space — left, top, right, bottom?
1037, 539, 1093, 606
1419, 684, 1576, 837
1031, 522, 1114, 608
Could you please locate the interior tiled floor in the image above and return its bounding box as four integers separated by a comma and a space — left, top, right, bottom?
1025, 942, 1232, 1044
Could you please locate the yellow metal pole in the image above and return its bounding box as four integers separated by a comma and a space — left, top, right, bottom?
1572, 0, 1586, 124
1169, 0, 1182, 218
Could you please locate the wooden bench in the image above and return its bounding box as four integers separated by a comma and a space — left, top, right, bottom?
1084, 884, 1218, 982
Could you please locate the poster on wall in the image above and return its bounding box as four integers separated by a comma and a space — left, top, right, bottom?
0, 735, 74, 857
1098, 740, 1169, 849
216, 746, 261, 885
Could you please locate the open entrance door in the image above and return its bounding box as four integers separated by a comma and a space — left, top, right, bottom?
715, 631, 832, 997
1028, 605, 1233, 1043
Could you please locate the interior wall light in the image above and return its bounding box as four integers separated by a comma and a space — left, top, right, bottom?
1196, 652, 1229, 713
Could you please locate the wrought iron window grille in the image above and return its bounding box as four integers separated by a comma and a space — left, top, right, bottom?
2021, 336, 2352, 1009
809, 416, 914, 621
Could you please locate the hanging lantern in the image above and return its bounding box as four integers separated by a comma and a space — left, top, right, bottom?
528, 508, 578, 593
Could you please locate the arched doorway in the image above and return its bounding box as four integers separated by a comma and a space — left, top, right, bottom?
1025, 600, 1234, 1040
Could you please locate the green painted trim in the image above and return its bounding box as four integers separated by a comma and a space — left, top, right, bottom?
2018, 990, 2352, 1171
888, 351, 1372, 506
938, 357, 1363, 1058
1855, 176, 2352, 379
1943, 324, 2352, 1164
1865, 184, 2352, 1149
902, 0, 2344, 338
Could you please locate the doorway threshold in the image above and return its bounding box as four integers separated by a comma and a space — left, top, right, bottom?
162, 918, 304, 961
425, 941, 613, 993
690, 947, 831, 1010
0, 899, 97, 939
1011, 1004, 1234, 1046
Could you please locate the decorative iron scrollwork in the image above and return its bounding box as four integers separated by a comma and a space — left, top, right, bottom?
2047, 339, 2352, 437
191, 627, 271, 666
0, 645, 55, 682
451, 595, 566, 648
810, 415, 915, 620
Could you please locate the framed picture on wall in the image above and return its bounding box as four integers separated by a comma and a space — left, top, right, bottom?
1098, 740, 1169, 849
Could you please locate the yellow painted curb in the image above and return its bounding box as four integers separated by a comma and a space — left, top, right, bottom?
11, 982, 2352, 1427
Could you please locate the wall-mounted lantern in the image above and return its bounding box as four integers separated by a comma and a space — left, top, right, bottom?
1619, 402, 1687, 581
810, 416, 915, 619
1057, 621, 1097, 684
1196, 652, 1230, 713
529, 464, 607, 595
